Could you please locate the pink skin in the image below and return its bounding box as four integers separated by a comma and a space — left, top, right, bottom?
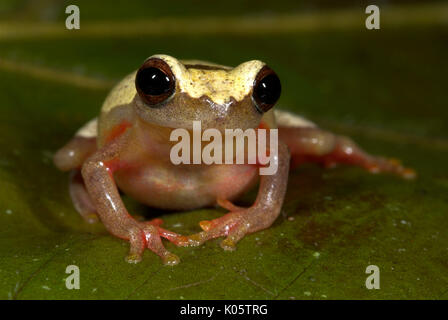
54, 117, 289, 264
279, 127, 416, 179
54, 118, 414, 264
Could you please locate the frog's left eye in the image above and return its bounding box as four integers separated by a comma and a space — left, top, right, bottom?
135, 58, 176, 106
252, 66, 281, 113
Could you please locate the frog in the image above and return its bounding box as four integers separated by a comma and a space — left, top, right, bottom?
53, 54, 415, 265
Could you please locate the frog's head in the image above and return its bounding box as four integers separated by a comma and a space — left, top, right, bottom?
133, 54, 281, 131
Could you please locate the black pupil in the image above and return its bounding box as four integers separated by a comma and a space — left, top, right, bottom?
255, 74, 281, 105
137, 67, 171, 96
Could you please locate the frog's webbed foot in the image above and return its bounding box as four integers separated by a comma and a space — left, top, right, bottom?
358, 156, 416, 180
141, 218, 191, 247
126, 221, 180, 265
187, 203, 268, 251
322, 136, 417, 179
125, 217, 196, 264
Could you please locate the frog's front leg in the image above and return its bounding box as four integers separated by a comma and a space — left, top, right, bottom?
81, 132, 185, 265
187, 141, 290, 250
279, 126, 416, 179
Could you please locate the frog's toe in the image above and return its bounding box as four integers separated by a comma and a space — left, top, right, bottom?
387, 158, 417, 179
184, 232, 207, 247
161, 252, 180, 266
125, 224, 182, 265
141, 218, 190, 247
220, 223, 250, 251
366, 157, 417, 180
401, 167, 417, 180
125, 253, 143, 264
216, 198, 245, 212
185, 210, 253, 250
158, 227, 191, 247
220, 237, 238, 251
83, 212, 99, 224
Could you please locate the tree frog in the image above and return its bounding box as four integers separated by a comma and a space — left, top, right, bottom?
54, 54, 415, 265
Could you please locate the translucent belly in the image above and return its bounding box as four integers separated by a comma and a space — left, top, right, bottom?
114, 162, 259, 210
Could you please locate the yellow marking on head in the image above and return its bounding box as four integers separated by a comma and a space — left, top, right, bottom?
101, 71, 137, 113
151, 54, 265, 105
101, 55, 266, 114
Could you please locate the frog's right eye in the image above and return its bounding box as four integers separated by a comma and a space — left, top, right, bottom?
135, 58, 176, 106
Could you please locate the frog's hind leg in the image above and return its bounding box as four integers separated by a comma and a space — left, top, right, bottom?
276, 110, 416, 179
54, 119, 100, 223
54, 119, 98, 171
69, 170, 99, 223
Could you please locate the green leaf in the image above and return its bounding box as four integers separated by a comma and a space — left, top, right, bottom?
0, 1, 447, 300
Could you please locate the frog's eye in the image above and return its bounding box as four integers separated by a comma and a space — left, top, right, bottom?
252, 66, 281, 113
135, 58, 176, 106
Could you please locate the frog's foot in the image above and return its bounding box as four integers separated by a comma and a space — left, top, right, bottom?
321, 136, 416, 179
141, 218, 191, 247
357, 156, 416, 180
187, 206, 268, 251
126, 221, 181, 265
69, 170, 99, 224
